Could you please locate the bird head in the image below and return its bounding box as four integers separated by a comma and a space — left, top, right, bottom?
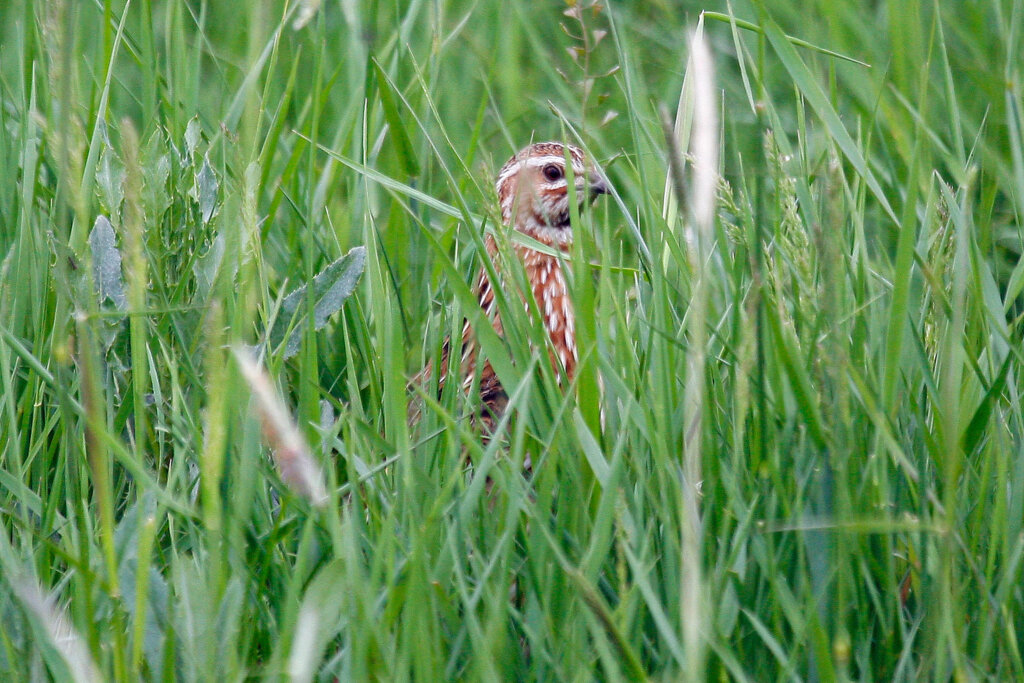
495, 142, 610, 248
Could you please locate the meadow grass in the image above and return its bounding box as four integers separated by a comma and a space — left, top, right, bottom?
1, 0, 1023, 679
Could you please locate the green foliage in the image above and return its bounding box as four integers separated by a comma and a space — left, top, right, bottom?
1, 0, 1023, 679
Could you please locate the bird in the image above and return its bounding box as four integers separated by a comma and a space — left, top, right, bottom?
417, 141, 610, 436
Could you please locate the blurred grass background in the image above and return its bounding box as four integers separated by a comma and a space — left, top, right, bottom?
2, 0, 1024, 679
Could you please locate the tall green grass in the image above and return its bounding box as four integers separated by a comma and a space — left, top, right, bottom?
1, 0, 1023, 679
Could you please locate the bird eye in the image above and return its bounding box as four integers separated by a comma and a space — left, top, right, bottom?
542, 164, 563, 182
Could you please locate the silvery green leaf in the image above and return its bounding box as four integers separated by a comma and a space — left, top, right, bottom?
143, 131, 171, 218
89, 215, 127, 309
269, 246, 366, 359
196, 155, 219, 224
184, 116, 201, 164
95, 122, 125, 215
47, 231, 87, 302
194, 230, 226, 298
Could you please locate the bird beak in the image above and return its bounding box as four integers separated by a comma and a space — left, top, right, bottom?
588, 173, 610, 197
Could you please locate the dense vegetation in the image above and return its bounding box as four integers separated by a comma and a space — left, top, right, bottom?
1, 0, 1023, 679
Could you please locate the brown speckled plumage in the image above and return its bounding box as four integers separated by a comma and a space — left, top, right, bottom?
421, 142, 608, 433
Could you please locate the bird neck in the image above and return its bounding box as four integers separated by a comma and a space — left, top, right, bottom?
478, 236, 577, 379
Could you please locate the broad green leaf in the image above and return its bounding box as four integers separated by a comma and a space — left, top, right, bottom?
269, 246, 367, 359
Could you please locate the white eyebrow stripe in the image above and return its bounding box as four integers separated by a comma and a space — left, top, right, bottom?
524, 156, 585, 171
495, 164, 520, 188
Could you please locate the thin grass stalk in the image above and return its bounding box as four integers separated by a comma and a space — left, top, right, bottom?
199, 303, 227, 544
74, 311, 127, 679
130, 510, 157, 677
121, 119, 149, 467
